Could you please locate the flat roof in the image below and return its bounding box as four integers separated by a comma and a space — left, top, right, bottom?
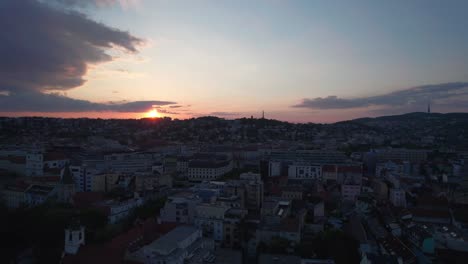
146, 225, 199, 255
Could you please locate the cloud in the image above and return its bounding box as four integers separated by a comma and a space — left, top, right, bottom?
48, 0, 141, 9
1, 0, 143, 93
210, 112, 242, 117
0, 91, 175, 112
157, 109, 180, 115
293, 82, 468, 112
0, 0, 174, 113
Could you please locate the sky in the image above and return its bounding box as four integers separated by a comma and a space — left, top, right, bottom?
1, 0, 468, 123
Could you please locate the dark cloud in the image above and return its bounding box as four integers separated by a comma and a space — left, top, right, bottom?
157, 109, 180, 115
169, 105, 183, 108
293, 82, 468, 112
0, 0, 176, 113
1, 0, 143, 92
0, 91, 175, 112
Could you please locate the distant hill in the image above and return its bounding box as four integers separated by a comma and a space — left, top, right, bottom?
351, 112, 468, 124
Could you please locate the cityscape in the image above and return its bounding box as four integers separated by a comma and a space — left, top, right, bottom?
2, 1, 468, 264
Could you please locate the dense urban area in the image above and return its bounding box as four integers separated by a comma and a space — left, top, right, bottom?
1, 112, 468, 263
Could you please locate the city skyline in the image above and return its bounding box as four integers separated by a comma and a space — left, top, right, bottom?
1, 0, 468, 123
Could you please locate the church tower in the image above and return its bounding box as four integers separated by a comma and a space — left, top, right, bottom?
58, 165, 76, 203
64, 221, 85, 255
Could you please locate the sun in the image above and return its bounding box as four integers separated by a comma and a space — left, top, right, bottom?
145, 108, 161, 118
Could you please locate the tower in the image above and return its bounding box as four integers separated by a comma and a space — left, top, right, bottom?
58, 165, 76, 203
427, 102, 431, 113
64, 222, 85, 255
262, 111, 265, 119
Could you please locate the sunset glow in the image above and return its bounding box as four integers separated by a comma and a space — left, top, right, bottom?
1, 0, 468, 122
145, 109, 161, 118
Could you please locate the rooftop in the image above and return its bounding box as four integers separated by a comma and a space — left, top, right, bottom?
258, 254, 301, 264
146, 225, 199, 256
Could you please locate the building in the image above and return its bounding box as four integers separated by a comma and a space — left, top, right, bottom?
126, 226, 214, 264
282, 185, 304, 201
240, 172, 264, 210
406, 224, 434, 255
337, 165, 362, 185
70, 165, 98, 192
194, 203, 229, 242
257, 217, 302, 245
177, 156, 189, 173
341, 184, 361, 202
375, 148, 429, 163
0, 155, 26, 175
91, 172, 123, 193
259, 254, 301, 264
223, 208, 247, 249
322, 165, 337, 181
96, 197, 143, 224
159, 192, 202, 224
104, 151, 161, 173
57, 166, 76, 204
268, 161, 282, 177
2, 181, 29, 208
288, 163, 322, 181
64, 224, 85, 255
135, 171, 160, 193
389, 188, 407, 207
26, 152, 43, 177
25, 184, 56, 206
43, 152, 69, 170
187, 160, 233, 181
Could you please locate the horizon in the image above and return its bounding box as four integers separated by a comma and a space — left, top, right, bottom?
0, 109, 456, 124
1, 0, 468, 122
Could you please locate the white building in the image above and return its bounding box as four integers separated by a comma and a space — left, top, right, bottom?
64, 226, 85, 255
26, 152, 43, 177
70, 165, 99, 192
268, 161, 281, 177
288, 163, 322, 180
187, 160, 233, 181
126, 226, 214, 264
